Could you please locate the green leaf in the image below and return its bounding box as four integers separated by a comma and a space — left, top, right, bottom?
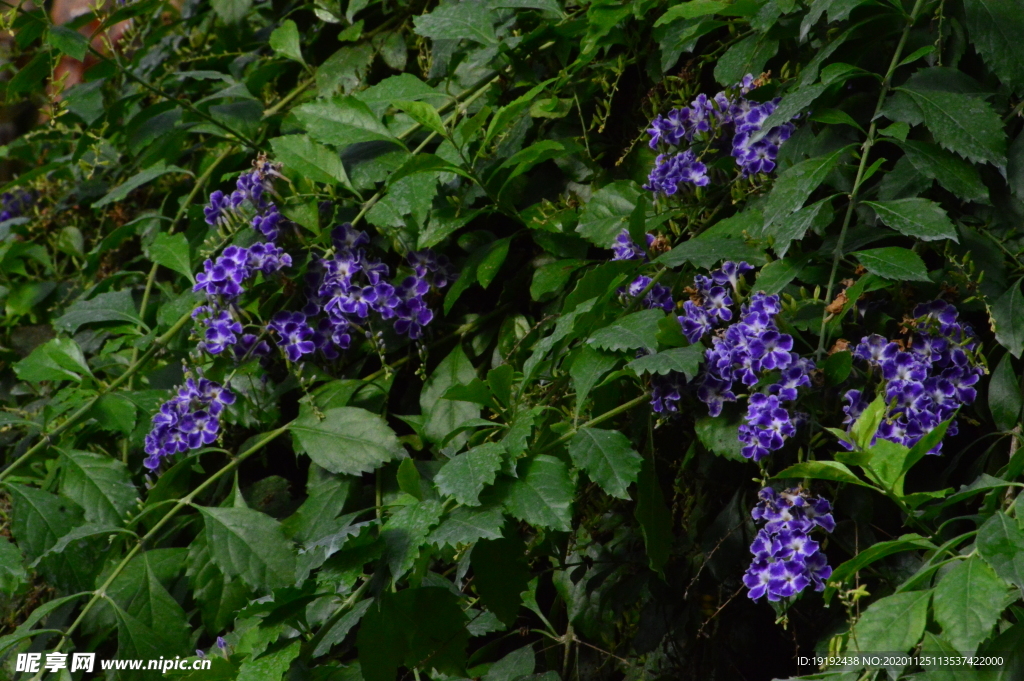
14, 337, 92, 383
850, 395, 886, 450
483, 645, 536, 681
187, 533, 251, 633
0, 535, 27, 595
587, 309, 663, 352
762, 147, 851, 228
695, 415, 745, 462
714, 34, 778, 86
93, 162, 192, 208
932, 555, 1009, 654
773, 460, 872, 487
199, 506, 297, 592
54, 290, 142, 333
963, 0, 1024, 96
61, 449, 138, 526
429, 505, 505, 547
575, 180, 641, 248
477, 237, 511, 289
754, 83, 827, 141
393, 99, 446, 136
5, 483, 84, 562
977, 512, 1024, 593
823, 534, 935, 604
822, 350, 852, 385
754, 254, 810, 294
290, 406, 403, 476
382, 499, 443, 579
312, 599, 373, 658
847, 590, 931, 654
238, 641, 301, 681
46, 25, 89, 61
991, 281, 1024, 358
502, 455, 574, 531
211, 0, 252, 23
626, 346, 703, 379
146, 232, 195, 282
853, 247, 930, 282
634, 454, 673, 576
655, 0, 728, 25
531, 259, 585, 302
472, 534, 530, 626
763, 198, 832, 258
435, 443, 505, 506
570, 346, 619, 417
270, 135, 352, 190
358, 588, 469, 681
989, 353, 1022, 431
568, 427, 643, 500
897, 87, 1006, 167
413, 2, 497, 45
862, 198, 958, 242
269, 19, 305, 64
901, 140, 990, 204
865, 439, 911, 496
421, 345, 481, 445
295, 96, 399, 149
657, 235, 767, 269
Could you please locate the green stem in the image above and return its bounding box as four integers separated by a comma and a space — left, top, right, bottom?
543, 393, 650, 452
815, 0, 927, 357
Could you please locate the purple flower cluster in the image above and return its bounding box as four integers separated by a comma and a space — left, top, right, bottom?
0, 190, 32, 222
194, 243, 292, 303
644, 74, 796, 194
843, 301, 982, 454
278, 224, 455, 362
744, 487, 834, 602
677, 261, 814, 460
143, 377, 235, 470
619, 275, 674, 313
611, 230, 654, 261
203, 169, 275, 227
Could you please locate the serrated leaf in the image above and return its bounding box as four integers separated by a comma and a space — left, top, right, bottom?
991, 281, 1024, 358
502, 455, 574, 531
989, 353, 1022, 431
382, 500, 443, 579
762, 147, 851, 228
146, 232, 195, 282
657, 235, 767, 269
587, 309, 663, 352
211, 0, 251, 22
46, 25, 88, 61
763, 197, 832, 258
54, 290, 142, 333
575, 180, 641, 248
269, 19, 305, 64
963, 0, 1024, 96
413, 2, 497, 45
853, 247, 930, 282
429, 505, 506, 547
0, 536, 27, 595
270, 134, 352, 190
654, 0, 728, 26
823, 534, 935, 604
14, 337, 92, 383
5, 483, 84, 562
897, 87, 1006, 167
61, 449, 138, 526
295, 96, 399, 149
421, 345, 480, 445
290, 406, 403, 476
901, 140, 990, 204
394, 99, 446, 136
932, 555, 1009, 654
626, 346, 703, 379
977, 512, 1024, 593
187, 533, 251, 633
93, 162, 192, 208
199, 506, 297, 592
848, 590, 931, 654
754, 83, 826, 142
714, 35, 778, 86
862, 198, 957, 241
568, 428, 642, 500
435, 443, 505, 506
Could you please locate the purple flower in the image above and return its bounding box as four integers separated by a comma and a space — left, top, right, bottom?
204, 190, 233, 226
144, 378, 234, 469
268, 311, 316, 362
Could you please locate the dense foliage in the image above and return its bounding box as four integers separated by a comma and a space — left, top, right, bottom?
2, 0, 1024, 678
